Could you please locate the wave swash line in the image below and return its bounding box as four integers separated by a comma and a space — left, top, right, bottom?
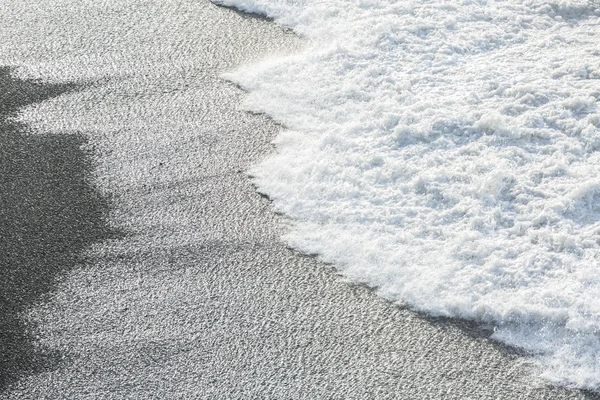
217, 0, 600, 390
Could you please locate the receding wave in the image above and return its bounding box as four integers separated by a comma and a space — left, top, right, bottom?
217, 0, 600, 390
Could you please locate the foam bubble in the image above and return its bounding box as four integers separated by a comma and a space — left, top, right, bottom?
218, 0, 600, 390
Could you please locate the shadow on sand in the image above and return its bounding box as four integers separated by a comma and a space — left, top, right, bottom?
0, 67, 119, 389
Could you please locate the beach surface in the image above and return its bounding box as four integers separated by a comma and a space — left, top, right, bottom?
0, 0, 596, 398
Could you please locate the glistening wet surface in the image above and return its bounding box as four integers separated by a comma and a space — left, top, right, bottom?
0, 1, 596, 398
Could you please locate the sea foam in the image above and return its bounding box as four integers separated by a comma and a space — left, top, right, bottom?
217, 0, 600, 390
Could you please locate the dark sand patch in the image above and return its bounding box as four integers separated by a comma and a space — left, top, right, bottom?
0, 68, 119, 388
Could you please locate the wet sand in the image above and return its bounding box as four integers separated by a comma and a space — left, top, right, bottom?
0, 0, 596, 398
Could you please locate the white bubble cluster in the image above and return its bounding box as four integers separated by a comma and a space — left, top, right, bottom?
218, 0, 600, 390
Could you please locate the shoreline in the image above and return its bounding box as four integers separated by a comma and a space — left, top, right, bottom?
0, 0, 596, 398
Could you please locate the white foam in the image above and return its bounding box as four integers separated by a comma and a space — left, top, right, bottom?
217, 0, 600, 390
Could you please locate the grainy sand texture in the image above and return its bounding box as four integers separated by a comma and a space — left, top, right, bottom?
0, 1, 596, 398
